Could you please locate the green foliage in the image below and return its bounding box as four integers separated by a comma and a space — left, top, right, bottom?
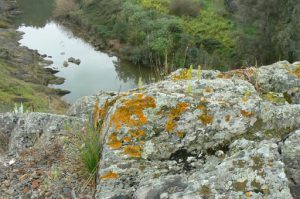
76, 0, 238, 69
138, 0, 170, 13
138, 77, 143, 91
169, 0, 201, 17
0, 60, 51, 112
234, 0, 300, 65
183, 10, 234, 50
187, 82, 192, 94
197, 65, 202, 80
0, 20, 9, 28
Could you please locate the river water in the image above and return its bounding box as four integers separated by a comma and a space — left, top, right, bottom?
15, 0, 154, 103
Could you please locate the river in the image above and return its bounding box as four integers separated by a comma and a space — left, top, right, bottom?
14, 0, 154, 103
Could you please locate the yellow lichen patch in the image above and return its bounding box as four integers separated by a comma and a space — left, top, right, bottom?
197, 105, 206, 110
108, 133, 122, 150
199, 110, 214, 126
109, 94, 156, 129
225, 115, 231, 122
124, 145, 142, 158
123, 136, 132, 143
165, 102, 189, 132
289, 64, 300, 78
204, 86, 213, 93
216, 72, 231, 79
176, 131, 186, 139
245, 191, 252, 198
241, 110, 254, 117
171, 69, 191, 81
268, 159, 273, 166
200, 97, 208, 103
100, 171, 119, 180
242, 97, 249, 103
130, 130, 145, 138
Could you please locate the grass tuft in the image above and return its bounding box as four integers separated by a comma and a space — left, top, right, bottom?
76, 125, 102, 175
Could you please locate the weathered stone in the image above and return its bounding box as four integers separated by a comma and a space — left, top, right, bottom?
68, 57, 81, 65
0, 112, 81, 151
94, 62, 300, 198
67, 91, 118, 117
281, 130, 300, 198
256, 61, 300, 104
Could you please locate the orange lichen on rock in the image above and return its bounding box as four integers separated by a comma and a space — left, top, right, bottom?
199, 110, 214, 126
241, 109, 254, 117
217, 73, 229, 79
176, 131, 186, 139
123, 136, 132, 143
130, 130, 145, 138
109, 94, 156, 129
100, 171, 119, 180
204, 86, 213, 93
200, 97, 208, 103
225, 115, 231, 122
289, 64, 300, 78
108, 133, 122, 150
98, 100, 110, 121
197, 105, 206, 110
93, 100, 100, 128
124, 145, 142, 158
245, 191, 252, 198
165, 102, 189, 132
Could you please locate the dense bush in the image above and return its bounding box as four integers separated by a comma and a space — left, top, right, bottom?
53, 0, 79, 17
74, 0, 238, 69
169, 0, 201, 17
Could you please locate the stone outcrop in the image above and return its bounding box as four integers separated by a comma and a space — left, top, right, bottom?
0, 113, 81, 152
1, 61, 300, 198
89, 61, 300, 199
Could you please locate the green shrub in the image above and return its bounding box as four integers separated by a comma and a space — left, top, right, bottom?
0, 20, 9, 28
169, 0, 201, 17
53, 0, 79, 17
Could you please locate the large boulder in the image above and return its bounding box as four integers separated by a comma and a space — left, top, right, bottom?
0, 112, 81, 152
93, 61, 300, 199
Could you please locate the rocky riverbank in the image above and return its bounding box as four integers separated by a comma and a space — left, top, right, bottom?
1, 61, 300, 198
0, 0, 68, 113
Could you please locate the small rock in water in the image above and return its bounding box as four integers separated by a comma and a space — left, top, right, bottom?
68, 57, 81, 65
63, 61, 69, 67
60, 52, 65, 55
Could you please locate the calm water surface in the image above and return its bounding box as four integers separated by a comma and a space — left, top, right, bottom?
15, 0, 154, 103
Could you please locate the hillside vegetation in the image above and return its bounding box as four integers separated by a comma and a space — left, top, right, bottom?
58, 0, 299, 70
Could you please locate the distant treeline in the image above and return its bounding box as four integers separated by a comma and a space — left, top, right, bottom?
59, 0, 300, 70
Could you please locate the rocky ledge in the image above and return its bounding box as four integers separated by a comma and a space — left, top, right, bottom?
1, 61, 300, 198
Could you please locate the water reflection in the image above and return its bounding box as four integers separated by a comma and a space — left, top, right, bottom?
114, 60, 156, 84
17, 22, 155, 103
15, 0, 54, 27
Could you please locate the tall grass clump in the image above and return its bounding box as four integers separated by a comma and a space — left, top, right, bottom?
77, 125, 102, 175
